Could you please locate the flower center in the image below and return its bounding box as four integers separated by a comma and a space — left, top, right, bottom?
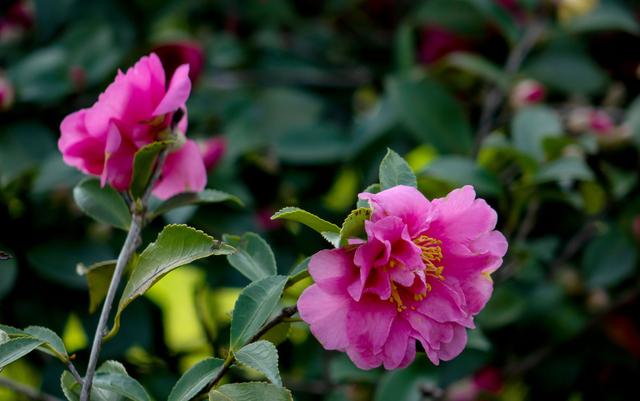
387, 234, 445, 312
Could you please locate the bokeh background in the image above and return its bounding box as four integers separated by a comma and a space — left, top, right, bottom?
2, 0, 640, 400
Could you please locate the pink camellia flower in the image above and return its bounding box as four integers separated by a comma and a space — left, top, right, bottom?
153, 41, 205, 84
510, 79, 546, 109
200, 136, 226, 171
59, 53, 206, 199
298, 185, 507, 369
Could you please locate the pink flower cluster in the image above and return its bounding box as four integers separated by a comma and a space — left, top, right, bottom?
298, 185, 507, 369
59, 53, 206, 199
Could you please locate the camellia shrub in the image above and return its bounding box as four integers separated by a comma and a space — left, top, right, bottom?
2, 1, 640, 401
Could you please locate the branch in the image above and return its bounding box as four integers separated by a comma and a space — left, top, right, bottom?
473, 21, 545, 155
0, 376, 63, 401
66, 360, 84, 385
204, 305, 299, 393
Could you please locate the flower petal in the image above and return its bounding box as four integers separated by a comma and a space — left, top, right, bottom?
152, 139, 206, 200
308, 248, 359, 296
153, 64, 191, 117
346, 295, 397, 369
298, 284, 351, 351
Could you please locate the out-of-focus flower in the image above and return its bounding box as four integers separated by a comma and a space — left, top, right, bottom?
557, 0, 598, 23
589, 109, 615, 136
153, 41, 205, 84
0, 0, 34, 42
59, 53, 206, 199
255, 206, 283, 232
418, 26, 471, 64
0, 71, 15, 111
200, 137, 226, 171
510, 79, 546, 109
298, 185, 507, 369
447, 367, 504, 401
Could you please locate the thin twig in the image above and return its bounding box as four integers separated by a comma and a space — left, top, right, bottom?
473, 21, 545, 155
66, 360, 84, 385
0, 376, 63, 401
80, 148, 169, 401
204, 305, 299, 393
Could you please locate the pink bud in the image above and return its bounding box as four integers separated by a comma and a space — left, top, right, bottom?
473, 366, 503, 393
255, 207, 283, 232
153, 41, 205, 84
589, 109, 615, 135
200, 137, 226, 171
510, 79, 545, 108
418, 26, 470, 64
0, 72, 15, 111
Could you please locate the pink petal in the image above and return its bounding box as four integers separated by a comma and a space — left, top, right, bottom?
308, 248, 359, 296
152, 139, 207, 200
437, 324, 468, 361
382, 318, 416, 369
416, 279, 470, 327
358, 185, 434, 238
298, 285, 351, 351
101, 123, 123, 187
153, 64, 191, 117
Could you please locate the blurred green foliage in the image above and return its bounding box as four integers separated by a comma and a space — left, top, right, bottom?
2, 0, 640, 400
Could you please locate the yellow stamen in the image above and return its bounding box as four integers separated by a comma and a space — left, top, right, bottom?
414, 235, 445, 281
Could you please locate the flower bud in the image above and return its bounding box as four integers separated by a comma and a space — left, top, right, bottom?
510, 79, 546, 109
200, 137, 226, 171
588, 109, 615, 136
153, 41, 205, 84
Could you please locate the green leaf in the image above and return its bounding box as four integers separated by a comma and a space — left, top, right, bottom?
321, 231, 341, 248
230, 276, 288, 351
130, 141, 170, 199
92, 372, 151, 401
566, 3, 639, 35
394, 22, 415, 73
106, 225, 235, 340
223, 233, 277, 282
535, 157, 594, 184
464, 0, 521, 44
24, 326, 68, 362
387, 75, 473, 154
357, 183, 381, 208
420, 156, 502, 197
235, 340, 282, 387
271, 207, 340, 234
0, 330, 9, 345
168, 358, 225, 401
445, 52, 509, 89
209, 383, 293, 401
275, 124, 349, 165
77, 260, 117, 314
583, 229, 637, 288
60, 370, 81, 401
0, 337, 43, 370
151, 189, 244, 218
0, 257, 17, 301
511, 106, 562, 161
379, 149, 417, 189
339, 208, 371, 247
73, 178, 131, 230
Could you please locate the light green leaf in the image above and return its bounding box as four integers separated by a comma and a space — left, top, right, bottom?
271, 207, 340, 234
168, 358, 225, 401
235, 340, 282, 386
77, 260, 117, 314
224, 233, 277, 282
387, 75, 473, 154
61, 361, 144, 401
151, 189, 244, 218
73, 178, 131, 230
339, 208, 371, 247
92, 372, 151, 401
0, 337, 43, 370
0, 329, 8, 345
130, 141, 170, 199
321, 231, 341, 248
60, 370, 81, 401
24, 326, 68, 362
379, 149, 417, 190
106, 224, 235, 340
209, 382, 293, 401
566, 3, 639, 34
230, 276, 288, 351
512, 106, 562, 161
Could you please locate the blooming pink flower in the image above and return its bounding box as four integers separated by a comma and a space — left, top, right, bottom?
58, 53, 206, 199
298, 185, 507, 369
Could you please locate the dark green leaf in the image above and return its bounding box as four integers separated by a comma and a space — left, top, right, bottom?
0, 258, 17, 301
445, 52, 509, 89
511, 106, 562, 161
151, 189, 243, 218
420, 156, 502, 197
73, 178, 131, 230
224, 233, 277, 282
387, 75, 473, 154
230, 276, 288, 350
535, 157, 594, 184
339, 208, 371, 247
566, 3, 639, 34
0, 337, 43, 370
130, 141, 169, 200
77, 260, 117, 314
583, 229, 637, 288
235, 340, 282, 386
168, 358, 225, 401
379, 149, 417, 189
24, 326, 68, 362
